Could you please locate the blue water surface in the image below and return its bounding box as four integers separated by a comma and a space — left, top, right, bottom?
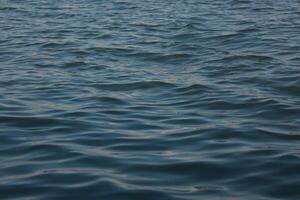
1, 0, 300, 199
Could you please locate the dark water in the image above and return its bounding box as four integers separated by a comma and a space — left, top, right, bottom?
1, 0, 300, 199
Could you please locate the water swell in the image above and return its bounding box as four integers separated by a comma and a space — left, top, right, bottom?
1, 0, 300, 199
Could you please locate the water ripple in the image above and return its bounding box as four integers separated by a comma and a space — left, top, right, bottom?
1, 0, 300, 199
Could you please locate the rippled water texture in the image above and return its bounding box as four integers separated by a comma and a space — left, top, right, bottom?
1, 0, 300, 199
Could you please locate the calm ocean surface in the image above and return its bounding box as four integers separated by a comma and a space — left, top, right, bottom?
1, 0, 300, 199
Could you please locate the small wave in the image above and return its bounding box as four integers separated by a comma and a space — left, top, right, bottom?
62, 61, 86, 68
87, 46, 135, 54
91, 81, 176, 91
209, 54, 277, 63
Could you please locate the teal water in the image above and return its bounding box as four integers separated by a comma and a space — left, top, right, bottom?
1, 0, 300, 199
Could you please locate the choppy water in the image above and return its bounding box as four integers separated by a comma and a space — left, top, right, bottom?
1, 0, 300, 199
